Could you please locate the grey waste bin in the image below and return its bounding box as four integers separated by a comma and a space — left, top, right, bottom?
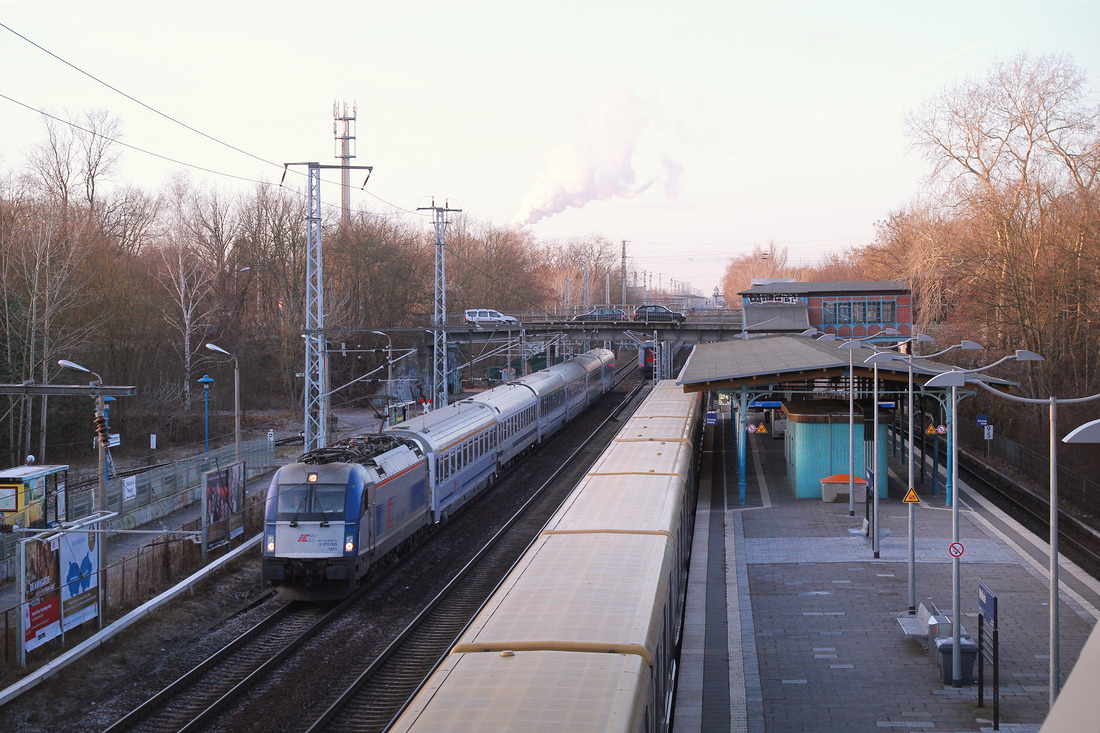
935, 637, 978, 685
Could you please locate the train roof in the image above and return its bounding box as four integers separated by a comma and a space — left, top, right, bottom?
453, 531, 675, 663
389, 650, 650, 733
546, 472, 686, 537
510, 369, 565, 397
386, 400, 497, 452
586, 438, 695, 480
465, 383, 535, 414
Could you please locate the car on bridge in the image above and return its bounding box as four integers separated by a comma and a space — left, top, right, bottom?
464, 308, 519, 326
633, 304, 685, 323
572, 308, 627, 322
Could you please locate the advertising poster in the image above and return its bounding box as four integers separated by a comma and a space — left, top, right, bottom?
22, 536, 60, 652
60, 529, 99, 631
123, 475, 137, 502
203, 461, 246, 548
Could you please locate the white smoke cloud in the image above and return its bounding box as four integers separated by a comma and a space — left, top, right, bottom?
514, 89, 684, 226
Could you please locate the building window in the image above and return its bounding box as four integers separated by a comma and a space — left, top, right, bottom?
866, 300, 881, 323
837, 302, 851, 324
882, 300, 896, 323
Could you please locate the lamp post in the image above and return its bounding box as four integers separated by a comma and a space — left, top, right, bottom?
837, 328, 898, 517
864, 352, 899, 558
971, 388, 1100, 707
369, 330, 393, 427
198, 374, 214, 453
878, 339, 981, 610
925, 349, 1043, 689
205, 344, 240, 462
58, 359, 107, 512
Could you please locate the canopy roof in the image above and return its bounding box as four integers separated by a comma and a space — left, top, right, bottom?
676, 335, 1014, 393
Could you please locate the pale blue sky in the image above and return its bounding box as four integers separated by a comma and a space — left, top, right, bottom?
2, 0, 1098, 294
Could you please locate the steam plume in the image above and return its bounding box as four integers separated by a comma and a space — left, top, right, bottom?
514, 90, 683, 225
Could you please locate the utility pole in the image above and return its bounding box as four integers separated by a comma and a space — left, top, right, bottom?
283, 161, 372, 450
333, 101, 357, 225
621, 240, 627, 306
419, 199, 461, 411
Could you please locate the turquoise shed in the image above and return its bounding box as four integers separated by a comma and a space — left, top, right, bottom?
782, 399, 889, 500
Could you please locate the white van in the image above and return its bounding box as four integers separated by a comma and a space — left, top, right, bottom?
463, 309, 518, 326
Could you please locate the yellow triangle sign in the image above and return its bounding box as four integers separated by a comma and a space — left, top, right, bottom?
903, 487, 921, 504
756, 423, 768, 434
925, 424, 937, 435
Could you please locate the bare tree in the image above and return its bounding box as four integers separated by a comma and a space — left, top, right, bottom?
156, 176, 215, 406
906, 52, 1100, 394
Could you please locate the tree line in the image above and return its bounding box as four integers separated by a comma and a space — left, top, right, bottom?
0, 117, 652, 467
721, 53, 1100, 469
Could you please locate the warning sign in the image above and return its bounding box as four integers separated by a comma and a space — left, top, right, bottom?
926, 424, 936, 435
756, 423, 768, 434
902, 488, 920, 504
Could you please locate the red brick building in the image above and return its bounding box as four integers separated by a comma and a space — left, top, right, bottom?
739, 279, 912, 341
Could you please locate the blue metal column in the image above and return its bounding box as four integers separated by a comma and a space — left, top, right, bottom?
738, 389, 747, 503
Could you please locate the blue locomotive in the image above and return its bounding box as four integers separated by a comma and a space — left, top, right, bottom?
262, 349, 616, 600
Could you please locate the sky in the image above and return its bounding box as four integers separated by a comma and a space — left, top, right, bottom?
1, 0, 1098, 296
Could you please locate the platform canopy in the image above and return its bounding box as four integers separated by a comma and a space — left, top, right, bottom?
675, 335, 1013, 394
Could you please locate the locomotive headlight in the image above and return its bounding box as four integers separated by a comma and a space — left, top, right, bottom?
345, 535, 355, 553
266, 533, 276, 553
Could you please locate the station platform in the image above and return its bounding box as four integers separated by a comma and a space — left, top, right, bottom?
674, 411, 1100, 732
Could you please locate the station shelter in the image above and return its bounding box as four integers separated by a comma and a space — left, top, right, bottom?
0, 462, 70, 529
675, 334, 1010, 503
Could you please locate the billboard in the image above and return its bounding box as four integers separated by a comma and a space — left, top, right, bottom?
60, 529, 99, 631
202, 461, 246, 549
22, 536, 60, 652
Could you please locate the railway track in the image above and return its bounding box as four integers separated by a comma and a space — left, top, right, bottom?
95, 365, 644, 733
304, 378, 650, 733
957, 449, 1100, 577
101, 596, 350, 733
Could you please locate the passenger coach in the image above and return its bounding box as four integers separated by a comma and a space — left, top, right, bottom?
390, 380, 702, 733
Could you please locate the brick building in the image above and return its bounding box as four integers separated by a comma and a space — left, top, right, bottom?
738, 279, 911, 341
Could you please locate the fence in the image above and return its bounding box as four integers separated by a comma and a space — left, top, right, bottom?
958, 421, 1100, 517
2, 492, 266, 669
904, 409, 1100, 517
0, 437, 277, 581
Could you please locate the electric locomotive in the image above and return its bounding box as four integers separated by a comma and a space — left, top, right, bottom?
262, 348, 616, 601
262, 434, 428, 600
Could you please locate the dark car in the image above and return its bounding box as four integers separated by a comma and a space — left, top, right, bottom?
572, 308, 627, 322
633, 304, 685, 323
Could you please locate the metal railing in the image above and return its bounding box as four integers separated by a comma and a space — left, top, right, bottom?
0, 438, 278, 579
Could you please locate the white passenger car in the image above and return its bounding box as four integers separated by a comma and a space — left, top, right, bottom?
463, 308, 518, 326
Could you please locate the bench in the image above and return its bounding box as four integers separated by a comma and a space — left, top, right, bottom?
897, 601, 969, 661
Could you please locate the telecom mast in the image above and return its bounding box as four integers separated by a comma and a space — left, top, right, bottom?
333, 101, 357, 224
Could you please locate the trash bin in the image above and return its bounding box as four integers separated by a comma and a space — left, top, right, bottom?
935, 637, 978, 685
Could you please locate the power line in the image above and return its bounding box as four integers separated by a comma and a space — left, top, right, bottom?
0, 21, 424, 218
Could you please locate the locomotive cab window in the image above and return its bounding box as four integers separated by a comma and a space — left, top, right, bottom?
276, 483, 346, 520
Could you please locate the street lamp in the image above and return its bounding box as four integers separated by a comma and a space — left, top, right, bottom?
838, 328, 899, 517
871, 338, 981, 611
58, 359, 107, 513
970, 384, 1100, 707
205, 344, 240, 462
197, 374, 214, 453
925, 349, 1043, 689
369, 330, 394, 427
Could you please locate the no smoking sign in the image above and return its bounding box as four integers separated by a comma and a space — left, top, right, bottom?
949, 542, 965, 558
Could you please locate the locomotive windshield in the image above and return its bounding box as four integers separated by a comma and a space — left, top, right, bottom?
276, 483, 346, 522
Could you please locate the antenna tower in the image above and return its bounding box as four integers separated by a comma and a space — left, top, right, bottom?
333, 101, 357, 224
